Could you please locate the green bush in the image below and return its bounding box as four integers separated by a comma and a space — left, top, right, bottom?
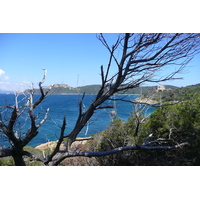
89, 94, 200, 165
94, 114, 146, 166
142, 94, 200, 165
0, 157, 15, 166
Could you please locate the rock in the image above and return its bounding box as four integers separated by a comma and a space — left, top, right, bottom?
133, 97, 159, 105
35, 137, 92, 150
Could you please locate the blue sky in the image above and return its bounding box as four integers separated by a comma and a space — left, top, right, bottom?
0, 33, 200, 91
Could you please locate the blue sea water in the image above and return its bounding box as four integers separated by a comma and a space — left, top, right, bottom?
0, 94, 155, 147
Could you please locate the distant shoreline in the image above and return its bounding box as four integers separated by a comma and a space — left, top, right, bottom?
133, 97, 159, 105
35, 137, 92, 150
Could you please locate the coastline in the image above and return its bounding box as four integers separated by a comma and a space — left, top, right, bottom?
35, 137, 92, 150
133, 97, 159, 105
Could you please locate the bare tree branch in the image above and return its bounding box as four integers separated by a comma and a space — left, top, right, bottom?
50, 142, 189, 165
44, 116, 66, 165
0, 147, 13, 157
32, 69, 49, 109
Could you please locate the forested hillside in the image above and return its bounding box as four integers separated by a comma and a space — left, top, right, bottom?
23, 83, 178, 95
139, 83, 200, 104
23, 84, 166, 95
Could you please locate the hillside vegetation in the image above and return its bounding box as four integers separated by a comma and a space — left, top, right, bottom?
24, 83, 176, 95
140, 83, 200, 104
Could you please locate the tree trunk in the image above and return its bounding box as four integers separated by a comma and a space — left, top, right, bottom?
12, 152, 26, 166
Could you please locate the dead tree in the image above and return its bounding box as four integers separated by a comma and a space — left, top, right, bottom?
0, 69, 49, 165
44, 33, 200, 166
0, 33, 200, 166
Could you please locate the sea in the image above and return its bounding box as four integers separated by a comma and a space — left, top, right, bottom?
0, 94, 155, 147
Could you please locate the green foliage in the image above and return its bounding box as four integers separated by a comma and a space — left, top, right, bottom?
142, 94, 200, 165
98, 117, 127, 149
22, 146, 43, 166
25, 159, 43, 166
89, 93, 200, 165
0, 157, 15, 166
145, 95, 200, 139
24, 84, 171, 95
142, 83, 200, 103
94, 115, 143, 165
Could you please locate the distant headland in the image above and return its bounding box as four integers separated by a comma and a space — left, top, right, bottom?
23, 83, 177, 95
